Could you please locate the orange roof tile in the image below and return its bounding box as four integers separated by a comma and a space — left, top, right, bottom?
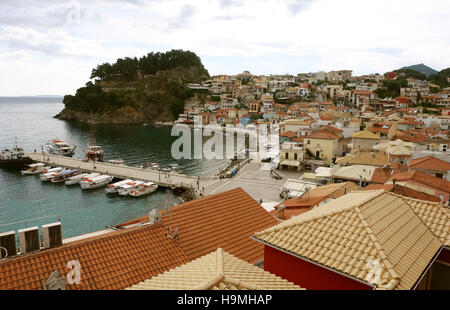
371, 167, 396, 183
0, 225, 189, 290
280, 131, 298, 138
364, 184, 441, 203
409, 156, 450, 172
307, 130, 339, 140
388, 171, 450, 193
118, 188, 278, 264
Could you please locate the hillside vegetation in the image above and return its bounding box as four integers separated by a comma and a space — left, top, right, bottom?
56, 50, 210, 124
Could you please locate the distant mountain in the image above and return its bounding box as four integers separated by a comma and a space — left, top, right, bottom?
399, 64, 438, 76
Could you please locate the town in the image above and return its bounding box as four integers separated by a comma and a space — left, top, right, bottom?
1, 66, 450, 292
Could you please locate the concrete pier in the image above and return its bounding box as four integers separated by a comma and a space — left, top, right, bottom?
26, 153, 209, 192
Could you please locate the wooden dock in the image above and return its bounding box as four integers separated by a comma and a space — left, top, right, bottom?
26, 153, 210, 194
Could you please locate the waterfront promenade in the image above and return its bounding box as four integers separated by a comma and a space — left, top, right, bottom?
26, 153, 209, 192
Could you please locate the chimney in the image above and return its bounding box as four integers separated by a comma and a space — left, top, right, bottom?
18, 227, 40, 254
42, 222, 63, 249
0, 231, 17, 259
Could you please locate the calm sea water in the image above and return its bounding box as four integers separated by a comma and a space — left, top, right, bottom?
0, 97, 229, 239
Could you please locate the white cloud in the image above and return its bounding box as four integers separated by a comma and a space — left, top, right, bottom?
0, 0, 449, 95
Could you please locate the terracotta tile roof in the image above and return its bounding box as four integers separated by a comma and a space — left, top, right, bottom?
371, 168, 396, 184
388, 171, 450, 193
272, 182, 358, 220
127, 248, 302, 290
409, 156, 450, 172
280, 131, 298, 138
395, 134, 428, 143
307, 130, 339, 140
399, 196, 450, 246
0, 225, 190, 290
253, 191, 443, 290
118, 188, 278, 264
364, 184, 441, 203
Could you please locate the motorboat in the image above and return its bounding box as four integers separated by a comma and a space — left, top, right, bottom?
80, 175, 114, 190
105, 179, 133, 194
51, 169, 81, 183
129, 182, 159, 197
118, 180, 144, 196
65, 172, 100, 185
21, 163, 51, 175
40, 167, 65, 181
44, 140, 77, 157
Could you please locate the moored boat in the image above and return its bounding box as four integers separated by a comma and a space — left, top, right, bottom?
80, 175, 114, 190
40, 167, 65, 181
65, 172, 99, 185
129, 182, 158, 197
44, 140, 77, 157
0, 139, 33, 168
118, 180, 144, 196
51, 169, 81, 183
105, 179, 133, 194
21, 163, 51, 175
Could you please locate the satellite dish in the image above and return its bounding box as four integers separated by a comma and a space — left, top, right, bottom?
43, 270, 66, 290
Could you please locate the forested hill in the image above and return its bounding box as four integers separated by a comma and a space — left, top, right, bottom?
56, 50, 210, 124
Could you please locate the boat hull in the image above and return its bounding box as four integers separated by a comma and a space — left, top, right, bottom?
129, 186, 158, 197
0, 158, 33, 168
80, 176, 114, 190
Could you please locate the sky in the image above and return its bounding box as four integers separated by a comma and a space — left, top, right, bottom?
0, 0, 449, 96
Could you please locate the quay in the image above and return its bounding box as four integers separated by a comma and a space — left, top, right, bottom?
26, 153, 210, 195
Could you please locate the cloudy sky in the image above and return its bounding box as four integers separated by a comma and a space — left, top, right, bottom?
0, 0, 449, 96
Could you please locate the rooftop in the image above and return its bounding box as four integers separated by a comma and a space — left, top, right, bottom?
127, 248, 303, 290
388, 171, 450, 193
0, 225, 189, 290
409, 156, 450, 172
117, 188, 279, 264
253, 191, 444, 290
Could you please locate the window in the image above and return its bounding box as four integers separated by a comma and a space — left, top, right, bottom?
307, 140, 311, 145
294, 153, 298, 160
285, 153, 288, 159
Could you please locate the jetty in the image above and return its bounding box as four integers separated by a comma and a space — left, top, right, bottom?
26, 153, 209, 195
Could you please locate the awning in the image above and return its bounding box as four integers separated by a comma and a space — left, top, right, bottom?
280, 160, 300, 167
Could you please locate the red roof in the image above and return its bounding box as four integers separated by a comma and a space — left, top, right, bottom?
0, 225, 189, 290
308, 130, 339, 140
280, 131, 298, 138
117, 188, 278, 264
409, 156, 450, 172
388, 171, 450, 193
364, 184, 441, 203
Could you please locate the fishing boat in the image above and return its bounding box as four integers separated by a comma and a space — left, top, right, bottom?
105, 179, 133, 194
65, 172, 100, 185
80, 175, 114, 190
0, 138, 33, 168
51, 169, 81, 183
44, 140, 77, 157
118, 180, 144, 196
84, 110, 104, 162
129, 182, 159, 197
40, 167, 66, 182
21, 163, 51, 175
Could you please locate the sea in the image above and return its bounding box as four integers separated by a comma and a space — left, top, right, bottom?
0, 97, 230, 239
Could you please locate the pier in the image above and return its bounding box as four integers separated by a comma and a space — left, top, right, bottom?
26, 153, 210, 195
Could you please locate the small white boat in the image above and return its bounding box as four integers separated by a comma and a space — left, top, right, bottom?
118, 180, 144, 196
105, 179, 133, 194
80, 175, 114, 190
51, 169, 81, 183
40, 167, 65, 181
65, 172, 99, 185
108, 159, 125, 165
21, 163, 51, 175
129, 182, 159, 197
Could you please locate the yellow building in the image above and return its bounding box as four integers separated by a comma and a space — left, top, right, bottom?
304, 130, 339, 165
351, 130, 381, 153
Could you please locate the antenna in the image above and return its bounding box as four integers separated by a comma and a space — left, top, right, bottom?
43, 270, 66, 290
